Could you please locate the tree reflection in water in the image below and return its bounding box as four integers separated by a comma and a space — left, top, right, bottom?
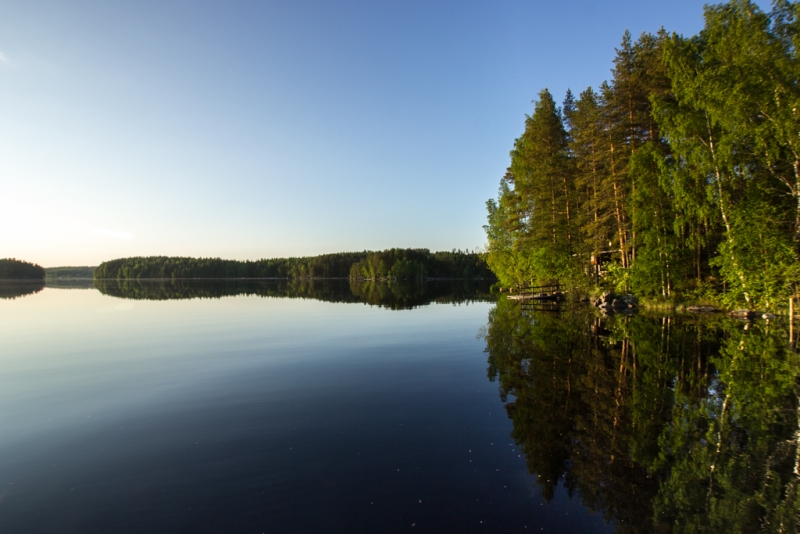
483, 298, 800, 533
93, 278, 495, 310
0, 281, 45, 300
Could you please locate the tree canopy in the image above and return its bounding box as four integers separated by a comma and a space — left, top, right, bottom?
485, 0, 800, 308
0, 259, 45, 280
94, 249, 494, 281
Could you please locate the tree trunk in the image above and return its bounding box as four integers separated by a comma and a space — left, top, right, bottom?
706, 113, 750, 303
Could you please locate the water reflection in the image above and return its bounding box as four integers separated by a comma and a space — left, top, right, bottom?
483, 298, 800, 533
1, 286, 601, 534
91, 278, 494, 309
0, 281, 45, 300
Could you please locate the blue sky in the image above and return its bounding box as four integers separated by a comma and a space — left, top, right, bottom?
1, 0, 748, 266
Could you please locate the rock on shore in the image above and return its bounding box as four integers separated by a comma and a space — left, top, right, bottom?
592, 292, 638, 314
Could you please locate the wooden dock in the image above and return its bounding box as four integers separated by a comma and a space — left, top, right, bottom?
506, 283, 564, 301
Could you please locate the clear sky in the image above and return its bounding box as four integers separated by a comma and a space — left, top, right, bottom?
0, 0, 748, 267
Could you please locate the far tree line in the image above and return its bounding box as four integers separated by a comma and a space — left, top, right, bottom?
485, 0, 800, 308
93, 249, 493, 281
0, 259, 45, 280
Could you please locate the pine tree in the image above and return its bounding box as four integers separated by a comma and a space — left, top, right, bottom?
507, 89, 576, 284
485, 1, 800, 305
565, 87, 610, 282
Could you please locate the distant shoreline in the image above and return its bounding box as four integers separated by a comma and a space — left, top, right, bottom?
93, 251, 494, 281
90, 277, 493, 281
0, 277, 495, 283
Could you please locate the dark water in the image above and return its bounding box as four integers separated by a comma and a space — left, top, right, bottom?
485, 298, 800, 533
1, 282, 797, 533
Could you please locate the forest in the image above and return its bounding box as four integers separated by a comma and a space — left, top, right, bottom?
45, 266, 95, 280
93, 249, 493, 281
485, 0, 800, 309
0, 258, 46, 280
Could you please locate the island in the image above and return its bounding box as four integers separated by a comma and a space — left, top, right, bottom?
0, 258, 45, 280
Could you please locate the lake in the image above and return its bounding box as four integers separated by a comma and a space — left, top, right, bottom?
0, 280, 797, 533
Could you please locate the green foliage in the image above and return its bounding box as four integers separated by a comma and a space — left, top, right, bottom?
95, 249, 494, 281
349, 249, 428, 280
657, 1, 800, 308
485, 1, 800, 307
484, 182, 535, 288
0, 258, 45, 280
627, 142, 683, 298
45, 266, 95, 280
485, 90, 580, 288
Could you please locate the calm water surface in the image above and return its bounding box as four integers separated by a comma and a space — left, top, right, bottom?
3, 281, 798, 533
0, 282, 608, 533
